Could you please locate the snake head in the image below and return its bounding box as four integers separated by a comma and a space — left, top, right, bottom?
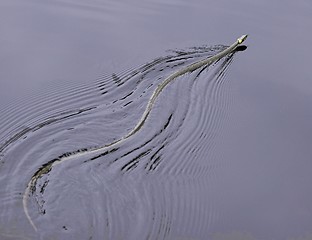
237, 35, 248, 44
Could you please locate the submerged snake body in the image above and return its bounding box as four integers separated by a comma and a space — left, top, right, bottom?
23, 35, 248, 232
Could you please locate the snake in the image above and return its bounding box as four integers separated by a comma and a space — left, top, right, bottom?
23, 35, 248, 232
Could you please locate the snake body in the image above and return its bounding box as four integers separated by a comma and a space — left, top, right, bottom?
23, 35, 248, 232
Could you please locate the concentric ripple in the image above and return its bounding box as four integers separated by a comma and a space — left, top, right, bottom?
0, 45, 242, 239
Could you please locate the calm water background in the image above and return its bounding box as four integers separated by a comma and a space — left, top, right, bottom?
1, 0, 312, 239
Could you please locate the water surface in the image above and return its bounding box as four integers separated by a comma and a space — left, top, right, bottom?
1, 0, 312, 239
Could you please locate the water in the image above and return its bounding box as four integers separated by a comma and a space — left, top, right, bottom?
0, 0, 312, 239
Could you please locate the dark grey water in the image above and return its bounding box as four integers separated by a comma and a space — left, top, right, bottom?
1, 0, 312, 239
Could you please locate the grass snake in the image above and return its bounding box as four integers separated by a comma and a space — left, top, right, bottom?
23, 35, 248, 232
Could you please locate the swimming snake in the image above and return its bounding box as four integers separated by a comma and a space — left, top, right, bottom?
23, 35, 248, 232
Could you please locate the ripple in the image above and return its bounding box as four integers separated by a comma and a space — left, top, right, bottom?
0, 44, 244, 238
